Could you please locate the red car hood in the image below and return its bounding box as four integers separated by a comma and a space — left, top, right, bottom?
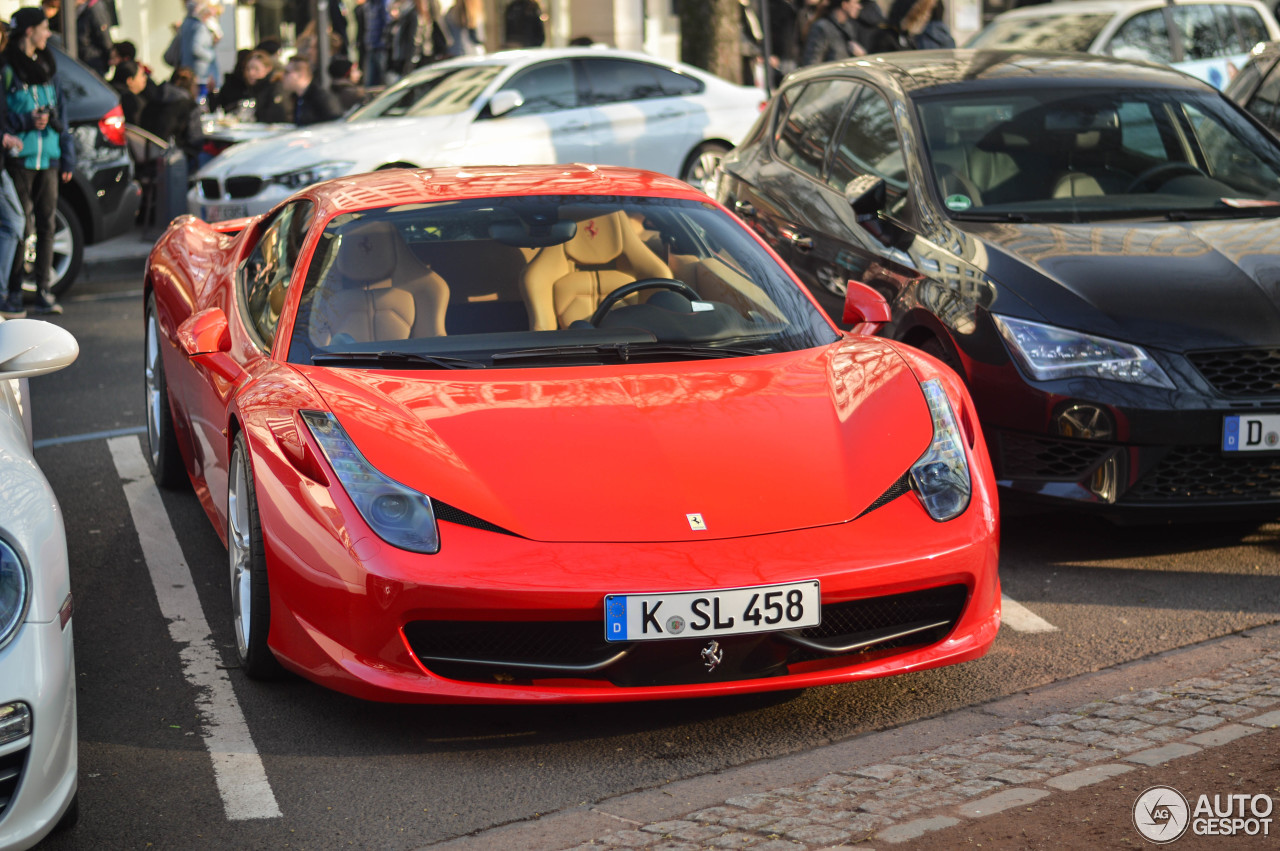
299, 342, 932, 543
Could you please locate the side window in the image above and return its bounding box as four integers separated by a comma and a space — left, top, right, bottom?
501, 61, 578, 115
1172, 5, 1238, 59
239, 200, 313, 349
1249, 64, 1280, 130
775, 79, 857, 177
654, 66, 703, 97
1117, 101, 1168, 157
1107, 10, 1174, 64
581, 59, 664, 104
1232, 7, 1269, 52
828, 85, 906, 192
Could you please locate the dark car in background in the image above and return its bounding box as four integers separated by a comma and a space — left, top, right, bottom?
718, 50, 1280, 518
22, 45, 140, 297
1225, 40, 1280, 131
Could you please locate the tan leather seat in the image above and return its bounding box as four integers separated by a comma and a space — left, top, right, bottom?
309, 221, 449, 346
521, 209, 673, 331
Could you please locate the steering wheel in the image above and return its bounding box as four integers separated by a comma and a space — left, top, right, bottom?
1125, 162, 1207, 193
588, 278, 702, 327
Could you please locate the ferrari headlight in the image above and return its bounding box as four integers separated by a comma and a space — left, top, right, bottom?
301, 411, 440, 554
910, 380, 972, 522
268, 161, 355, 190
0, 537, 28, 652
992, 315, 1174, 389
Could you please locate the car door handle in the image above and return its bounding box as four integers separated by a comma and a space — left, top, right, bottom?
734, 200, 756, 218
654, 110, 684, 121
561, 122, 592, 133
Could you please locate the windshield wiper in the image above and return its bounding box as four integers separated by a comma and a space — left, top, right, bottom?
492, 342, 769, 365
312, 351, 489, 369
1163, 204, 1280, 221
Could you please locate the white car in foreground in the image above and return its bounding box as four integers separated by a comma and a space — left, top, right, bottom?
0, 318, 79, 850
190, 46, 765, 221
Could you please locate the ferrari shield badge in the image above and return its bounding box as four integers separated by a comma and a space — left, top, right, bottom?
687, 513, 707, 531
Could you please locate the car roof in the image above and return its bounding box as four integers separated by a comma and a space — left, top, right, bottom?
991, 0, 1272, 19
392, 45, 727, 83
784, 49, 1220, 95
302, 164, 711, 219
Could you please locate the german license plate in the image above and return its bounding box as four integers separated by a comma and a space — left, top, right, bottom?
204, 204, 247, 222
604, 580, 820, 642
1222, 413, 1280, 453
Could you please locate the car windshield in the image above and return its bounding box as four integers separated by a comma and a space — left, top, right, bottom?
915, 85, 1280, 221
346, 64, 504, 121
287, 196, 838, 369
966, 13, 1112, 52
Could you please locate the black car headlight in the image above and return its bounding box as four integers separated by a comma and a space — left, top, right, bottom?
0, 537, 28, 652
993, 314, 1174, 389
910, 380, 972, 522
301, 411, 440, 554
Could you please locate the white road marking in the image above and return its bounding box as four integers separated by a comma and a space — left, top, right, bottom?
1001, 594, 1059, 633
109, 436, 282, 821
34, 425, 146, 449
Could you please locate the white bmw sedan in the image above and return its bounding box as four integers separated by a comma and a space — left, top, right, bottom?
0, 318, 79, 850
190, 47, 765, 221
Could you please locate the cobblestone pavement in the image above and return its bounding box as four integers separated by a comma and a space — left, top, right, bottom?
563, 651, 1280, 850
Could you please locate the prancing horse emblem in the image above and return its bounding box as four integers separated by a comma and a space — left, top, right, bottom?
701, 640, 723, 672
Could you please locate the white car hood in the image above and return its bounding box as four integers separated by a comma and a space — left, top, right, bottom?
199, 114, 467, 178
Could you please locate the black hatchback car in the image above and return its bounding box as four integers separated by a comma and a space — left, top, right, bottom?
718, 50, 1280, 516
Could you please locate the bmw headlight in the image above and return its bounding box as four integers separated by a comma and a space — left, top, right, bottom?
910, 380, 972, 522
0, 538, 28, 652
992, 315, 1174, 389
301, 411, 440, 554
268, 161, 356, 190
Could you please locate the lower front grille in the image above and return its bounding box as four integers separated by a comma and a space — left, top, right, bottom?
1124, 446, 1280, 504
1189, 348, 1280, 398
199, 178, 221, 200
403, 584, 969, 687
997, 432, 1113, 481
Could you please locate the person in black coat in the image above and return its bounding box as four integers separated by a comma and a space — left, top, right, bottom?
109, 60, 148, 125
800, 0, 864, 66
74, 0, 113, 76
282, 56, 342, 126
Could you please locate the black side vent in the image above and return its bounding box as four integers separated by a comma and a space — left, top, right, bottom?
431, 500, 519, 536
856, 473, 912, 518
0, 746, 27, 819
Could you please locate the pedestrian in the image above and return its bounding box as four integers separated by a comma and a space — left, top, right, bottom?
352, 0, 369, 82
40, 0, 61, 45
138, 67, 203, 171
75, 0, 113, 76
109, 59, 148, 125
282, 56, 342, 126
179, 0, 223, 95
2, 7, 74, 316
443, 0, 485, 57
0, 22, 33, 320
800, 0, 865, 66
502, 0, 545, 49
328, 55, 364, 111
363, 0, 392, 86
887, 0, 954, 49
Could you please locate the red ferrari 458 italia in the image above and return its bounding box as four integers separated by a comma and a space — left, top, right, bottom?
143, 164, 1001, 704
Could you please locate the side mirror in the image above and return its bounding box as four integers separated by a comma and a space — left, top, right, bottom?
489, 89, 524, 117
177, 307, 243, 383
0, 318, 78, 379
842, 280, 892, 334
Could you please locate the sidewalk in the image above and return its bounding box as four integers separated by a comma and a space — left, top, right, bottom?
80, 231, 156, 283
426, 623, 1280, 850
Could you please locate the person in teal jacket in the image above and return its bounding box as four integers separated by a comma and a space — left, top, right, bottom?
2, 6, 74, 315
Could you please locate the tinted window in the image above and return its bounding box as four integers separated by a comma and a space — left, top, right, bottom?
1249, 63, 1280, 129
1173, 4, 1240, 59
240, 201, 313, 348
775, 79, 857, 177
829, 86, 905, 191
349, 65, 503, 121
501, 61, 577, 115
1107, 10, 1174, 64
656, 66, 703, 97
1233, 7, 1269, 51
581, 59, 667, 104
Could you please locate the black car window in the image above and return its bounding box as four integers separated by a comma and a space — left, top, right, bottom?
580, 58, 667, 104
500, 61, 578, 115
1250, 62, 1280, 129
775, 79, 856, 177
1107, 10, 1175, 64
240, 200, 313, 350
828, 85, 906, 192
1172, 4, 1240, 59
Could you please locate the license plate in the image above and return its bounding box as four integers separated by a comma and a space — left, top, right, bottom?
204, 204, 247, 222
604, 580, 820, 642
1222, 413, 1280, 453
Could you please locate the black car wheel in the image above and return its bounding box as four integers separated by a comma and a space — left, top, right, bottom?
681, 142, 731, 195
144, 294, 187, 489
21, 197, 84, 298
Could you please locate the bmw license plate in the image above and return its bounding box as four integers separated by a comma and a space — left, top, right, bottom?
604, 580, 820, 642
1222, 413, 1280, 453
203, 203, 247, 222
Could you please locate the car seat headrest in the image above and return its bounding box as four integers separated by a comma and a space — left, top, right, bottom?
336, 221, 399, 284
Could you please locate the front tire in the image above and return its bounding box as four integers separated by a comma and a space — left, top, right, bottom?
228, 433, 284, 680
144, 295, 186, 489
681, 142, 731, 196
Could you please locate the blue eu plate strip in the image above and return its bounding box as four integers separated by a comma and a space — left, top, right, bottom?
1224, 416, 1239, 452
605, 596, 628, 641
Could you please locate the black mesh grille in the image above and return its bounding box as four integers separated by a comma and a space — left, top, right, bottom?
1189, 348, 1280, 398
998, 432, 1112, 480
857, 473, 912, 518
199, 178, 221, 200
403, 584, 968, 687
1124, 446, 1280, 503
431, 500, 517, 536
0, 745, 26, 819
224, 176, 263, 199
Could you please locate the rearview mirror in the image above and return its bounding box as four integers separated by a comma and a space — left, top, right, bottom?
842, 280, 891, 334
0, 318, 78, 380
489, 89, 524, 117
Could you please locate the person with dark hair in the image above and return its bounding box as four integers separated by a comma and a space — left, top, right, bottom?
139, 67, 203, 170
502, 0, 545, 48
40, 0, 62, 45
800, 0, 864, 66
75, 0, 113, 75
0, 22, 33, 319
214, 48, 253, 108
282, 56, 342, 126
328, 56, 364, 110
109, 60, 148, 125
2, 7, 74, 315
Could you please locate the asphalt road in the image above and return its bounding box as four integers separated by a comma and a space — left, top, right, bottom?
22, 271, 1280, 850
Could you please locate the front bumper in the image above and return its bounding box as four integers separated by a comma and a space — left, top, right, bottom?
0, 618, 77, 851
